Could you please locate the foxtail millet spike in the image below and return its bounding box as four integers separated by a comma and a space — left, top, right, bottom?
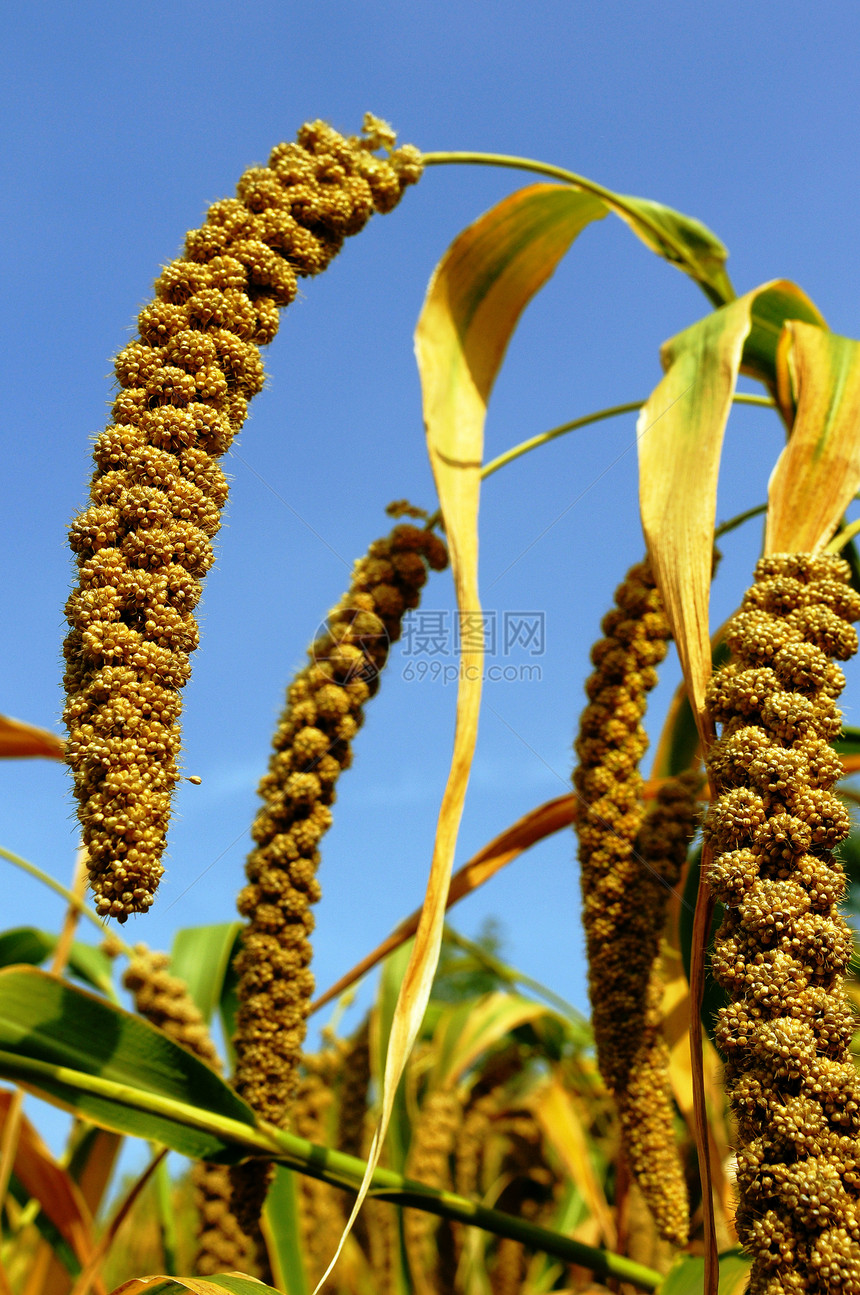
704, 552, 860, 1294
612, 775, 699, 1247
572, 560, 693, 1246
63, 115, 423, 923
229, 522, 447, 1229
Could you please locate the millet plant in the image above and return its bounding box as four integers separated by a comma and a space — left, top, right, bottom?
3, 111, 860, 1295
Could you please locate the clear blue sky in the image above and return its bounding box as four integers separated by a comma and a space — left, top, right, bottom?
2, 1, 860, 1149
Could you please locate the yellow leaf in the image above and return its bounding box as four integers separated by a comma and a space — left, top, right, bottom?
637, 281, 815, 746
0, 714, 65, 760
0, 1088, 103, 1293
110, 1279, 272, 1295
531, 1077, 617, 1251
766, 322, 860, 554
317, 182, 606, 1292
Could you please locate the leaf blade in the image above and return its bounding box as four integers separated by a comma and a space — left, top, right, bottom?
0, 967, 259, 1162
0, 714, 65, 760
766, 322, 860, 554
320, 181, 608, 1291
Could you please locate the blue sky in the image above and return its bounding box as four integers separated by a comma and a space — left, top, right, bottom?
2, 2, 860, 1154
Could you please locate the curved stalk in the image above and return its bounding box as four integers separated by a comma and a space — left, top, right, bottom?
714, 502, 768, 541
0, 1047, 661, 1291
482, 392, 775, 480
421, 150, 735, 307
0, 845, 132, 957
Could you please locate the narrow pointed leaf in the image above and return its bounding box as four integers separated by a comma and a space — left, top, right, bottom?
612, 195, 733, 305
321, 183, 608, 1289
111, 1278, 276, 1295
637, 282, 800, 742
0, 714, 65, 760
766, 322, 860, 553
170, 923, 242, 1025
638, 299, 748, 741
0, 967, 259, 1161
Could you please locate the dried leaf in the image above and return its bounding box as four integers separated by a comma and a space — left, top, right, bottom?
637, 281, 815, 746
110, 1277, 274, 1295
317, 183, 605, 1292
0, 714, 65, 760
532, 1078, 616, 1250
0, 1089, 102, 1290
766, 322, 860, 554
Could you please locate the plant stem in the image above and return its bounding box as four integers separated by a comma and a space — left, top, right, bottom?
421, 150, 735, 306
262, 1124, 662, 1291
0, 1045, 660, 1291
482, 392, 775, 480
826, 517, 860, 553
0, 846, 133, 958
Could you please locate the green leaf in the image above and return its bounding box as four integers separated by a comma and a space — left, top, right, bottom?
372, 940, 416, 1173
657, 1249, 750, 1295
741, 282, 826, 391
0, 966, 260, 1162
170, 922, 242, 1025
0, 926, 54, 966
835, 726, 860, 756
613, 194, 734, 306
0, 927, 116, 999
264, 1165, 310, 1295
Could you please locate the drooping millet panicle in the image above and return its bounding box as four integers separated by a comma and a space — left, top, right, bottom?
572, 562, 692, 1245
403, 1088, 462, 1295
63, 115, 423, 923
335, 1018, 371, 1160
120, 947, 257, 1275
229, 523, 447, 1226
611, 775, 699, 1247
123, 945, 221, 1067
703, 553, 860, 1294
490, 1110, 556, 1295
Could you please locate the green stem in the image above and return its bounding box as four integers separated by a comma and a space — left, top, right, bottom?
152, 1149, 178, 1274
826, 518, 860, 554
482, 392, 775, 480
0, 1048, 660, 1291
262, 1125, 662, 1291
714, 501, 768, 541
0, 846, 133, 958
421, 150, 735, 307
